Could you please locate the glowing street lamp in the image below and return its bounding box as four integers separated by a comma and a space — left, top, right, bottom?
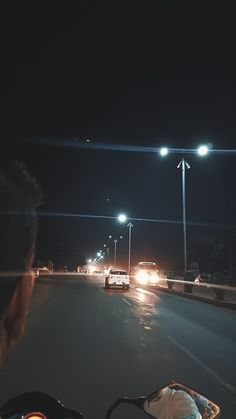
160, 147, 169, 157
197, 145, 209, 156
118, 213, 127, 223
161, 145, 210, 272
97, 252, 101, 257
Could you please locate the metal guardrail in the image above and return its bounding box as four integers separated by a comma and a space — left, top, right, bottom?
159, 277, 236, 292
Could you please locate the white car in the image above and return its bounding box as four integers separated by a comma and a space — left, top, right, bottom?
105, 269, 129, 290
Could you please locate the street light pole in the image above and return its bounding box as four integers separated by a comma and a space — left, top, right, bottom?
160, 145, 209, 274
113, 239, 118, 267
177, 158, 190, 273
127, 222, 133, 274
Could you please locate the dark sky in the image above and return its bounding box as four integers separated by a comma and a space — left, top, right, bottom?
1, 3, 236, 269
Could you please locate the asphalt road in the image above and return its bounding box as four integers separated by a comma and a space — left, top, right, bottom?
0, 275, 235, 419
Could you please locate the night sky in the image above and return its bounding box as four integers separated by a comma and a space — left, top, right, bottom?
1, 3, 236, 269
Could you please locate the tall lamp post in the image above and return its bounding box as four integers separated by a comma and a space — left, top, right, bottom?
117, 213, 128, 270
160, 145, 209, 273
113, 239, 118, 267
177, 159, 190, 273
127, 222, 133, 274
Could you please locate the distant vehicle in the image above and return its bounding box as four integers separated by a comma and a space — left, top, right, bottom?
105, 269, 129, 290
38, 267, 52, 276
135, 261, 159, 285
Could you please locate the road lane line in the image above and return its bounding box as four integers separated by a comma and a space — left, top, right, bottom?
135, 287, 156, 295
135, 287, 161, 299
122, 298, 132, 306
166, 333, 236, 394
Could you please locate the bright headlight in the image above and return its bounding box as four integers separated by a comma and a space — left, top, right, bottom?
150, 273, 159, 283
136, 271, 148, 284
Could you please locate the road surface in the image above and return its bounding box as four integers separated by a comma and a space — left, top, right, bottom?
0, 275, 235, 418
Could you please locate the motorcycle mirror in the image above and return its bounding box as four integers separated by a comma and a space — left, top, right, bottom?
143, 383, 221, 419
106, 382, 221, 419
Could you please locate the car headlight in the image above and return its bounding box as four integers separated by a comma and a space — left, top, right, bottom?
150, 273, 159, 283
136, 271, 148, 284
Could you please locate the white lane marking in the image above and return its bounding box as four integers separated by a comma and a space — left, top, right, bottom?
135, 288, 160, 301
122, 298, 132, 306
135, 287, 156, 296
166, 333, 236, 394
